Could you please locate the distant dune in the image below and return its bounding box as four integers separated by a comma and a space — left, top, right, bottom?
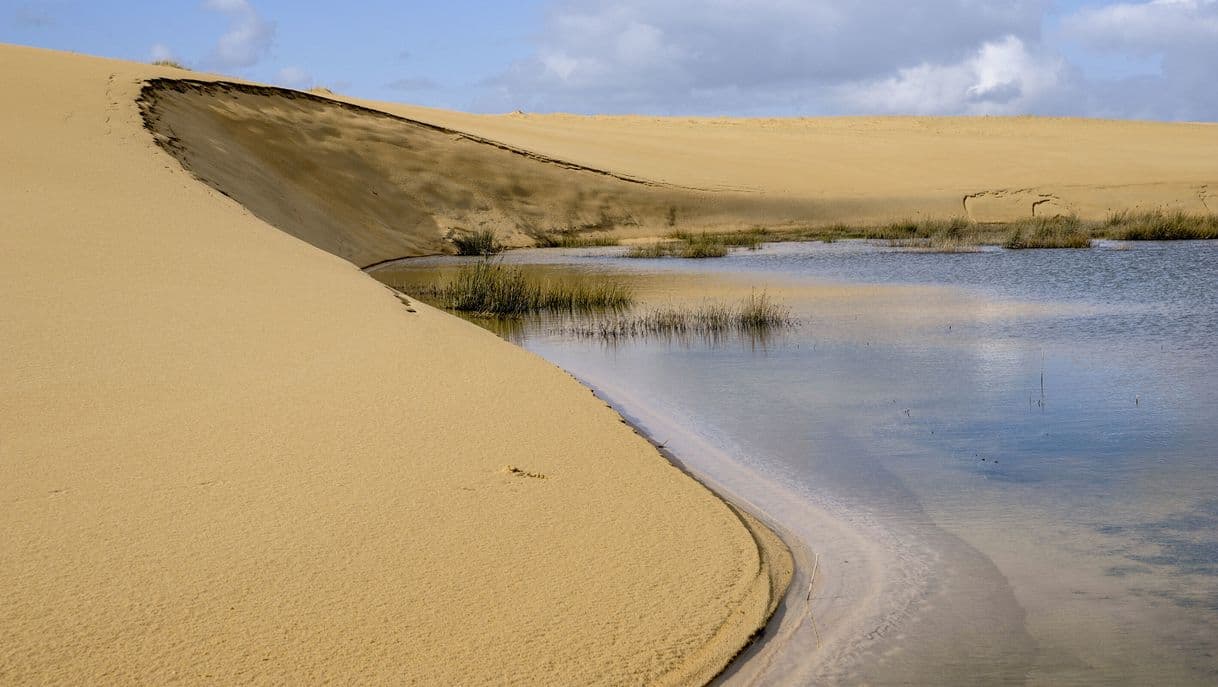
142, 80, 1215, 267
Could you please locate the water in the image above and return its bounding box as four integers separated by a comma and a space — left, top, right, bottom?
375, 241, 1218, 685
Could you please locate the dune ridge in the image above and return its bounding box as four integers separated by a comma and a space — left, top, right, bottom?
1, 43, 789, 685
140, 78, 1216, 272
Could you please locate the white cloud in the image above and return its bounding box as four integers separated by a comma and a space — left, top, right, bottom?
477, 0, 1217, 120
483, 0, 1051, 114
203, 0, 274, 69
836, 36, 1068, 115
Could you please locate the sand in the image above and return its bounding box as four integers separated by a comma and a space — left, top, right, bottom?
363, 99, 1218, 226
0, 44, 789, 685
3, 39, 1216, 685
139, 79, 1216, 268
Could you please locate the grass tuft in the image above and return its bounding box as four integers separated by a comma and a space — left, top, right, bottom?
451, 229, 504, 256
626, 233, 732, 258
533, 230, 621, 248
413, 261, 633, 316
1104, 210, 1218, 240
1003, 216, 1092, 249
151, 59, 190, 70
567, 291, 794, 339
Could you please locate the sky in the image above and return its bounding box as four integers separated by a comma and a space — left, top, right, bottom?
3, 0, 1217, 120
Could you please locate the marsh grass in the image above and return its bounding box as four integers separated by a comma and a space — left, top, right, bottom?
1103, 210, 1218, 240
679, 235, 731, 258
1003, 216, 1092, 249
626, 233, 732, 258
885, 217, 991, 252
530, 210, 1215, 257
534, 230, 621, 248
691, 212, 1216, 249
671, 229, 766, 249
413, 261, 632, 316
452, 229, 504, 256
567, 291, 794, 339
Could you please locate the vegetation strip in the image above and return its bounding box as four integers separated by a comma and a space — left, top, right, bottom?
616, 211, 1216, 256
404, 261, 634, 316
564, 291, 795, 339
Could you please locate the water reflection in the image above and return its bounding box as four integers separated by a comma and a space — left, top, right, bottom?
372, 240, 1218, 684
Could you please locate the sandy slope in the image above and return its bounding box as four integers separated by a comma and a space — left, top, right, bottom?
137, 79, 1216, 270
4, 39, 1215, 685
0, 44, 789, 685
363, 101, 1217, 226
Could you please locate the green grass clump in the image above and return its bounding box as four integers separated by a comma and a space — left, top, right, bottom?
671, 228, 767, 249
1003, 216, 1092, 249
884, 217, 992, 251
625, 239, 729, 259
151, 59, 190, 70
633, 212, 1216, 249
623, 242, 673, 258
1104, 210, 1218, 240
680, 235, 731, 258
611, 210, 1218, 257
737, 291, 793, 330
415, 261, 632, 316
451, 229, 504, 256
626, 232, 732, 259
534, 230, 621, 248
568, 291, 794, 339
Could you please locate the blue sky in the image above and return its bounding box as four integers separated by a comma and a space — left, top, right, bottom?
4, 1, 1216, 120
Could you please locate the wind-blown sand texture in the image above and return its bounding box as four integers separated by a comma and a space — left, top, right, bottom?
0, 44, 789, 685
4, 39, 1217, 685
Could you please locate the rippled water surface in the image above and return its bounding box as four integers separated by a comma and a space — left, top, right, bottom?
377, 241, 1218, 685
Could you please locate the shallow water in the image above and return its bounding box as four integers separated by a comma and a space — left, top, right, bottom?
376, 241, 1218, 685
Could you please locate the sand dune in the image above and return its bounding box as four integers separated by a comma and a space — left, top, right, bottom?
362, 99, 1217, 227
0, 44, 788, 685
4, 38, 1215, 685
140, 78, 1216, 270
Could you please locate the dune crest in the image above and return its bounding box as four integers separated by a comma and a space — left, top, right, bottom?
142, 79, 1216, 271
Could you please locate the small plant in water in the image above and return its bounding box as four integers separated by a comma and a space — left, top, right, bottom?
413, 261, 633, 316
625, 232, 735, 259
566, 290, 795, 340
533, 230, 621, 248
1003, 216, 1092, 249
1103, 210, 1218, 240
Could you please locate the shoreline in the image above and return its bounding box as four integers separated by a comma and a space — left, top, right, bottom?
2, 44, 812, 684
567, 371, 886, 685
381, 283, 801, 684
593, 387, 803, 685
11, 42, 1216, 684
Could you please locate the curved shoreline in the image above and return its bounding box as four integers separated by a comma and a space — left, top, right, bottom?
1, 44, 806, 685
602, 394, 802, 685
378, 285, 800, 684
566, 372, 883, 685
